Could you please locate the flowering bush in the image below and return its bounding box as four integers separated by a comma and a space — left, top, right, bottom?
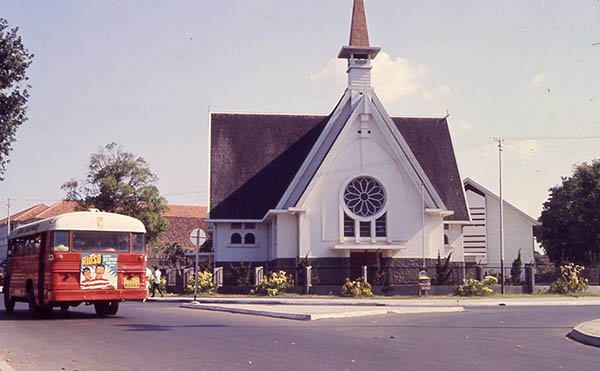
457, 278, 493, 296
255, 270, 294, 296
550, 263, 588, 294
186, 270, 215, 294
482, 275, 498, 286
341, 277, 373, 297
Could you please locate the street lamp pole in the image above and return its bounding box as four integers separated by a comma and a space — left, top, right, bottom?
494, 137, 506, 294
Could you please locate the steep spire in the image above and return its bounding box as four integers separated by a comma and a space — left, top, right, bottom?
338, 0, 380, 93
349, 0, 370, 47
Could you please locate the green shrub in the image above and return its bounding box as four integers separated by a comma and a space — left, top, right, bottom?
230, 260, 252, 287
457, 278, 493, 296
255, 270, 294, 296
341, 277, 373, 297
433, 251, 453, 285
186, 270, 215, 294
550, 263, 588, 294
510, 250, 523, 285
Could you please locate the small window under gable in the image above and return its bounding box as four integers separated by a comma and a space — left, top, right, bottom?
244, 223, 256, 229
244, 233, 256, 245
231, 233, 242, 244
231, 223, 242, 230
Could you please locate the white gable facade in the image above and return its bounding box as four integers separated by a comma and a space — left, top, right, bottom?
463, 178, 539, 278
208, 0, 471, 285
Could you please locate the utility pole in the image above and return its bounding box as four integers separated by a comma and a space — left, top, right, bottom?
494, 138, 505, 294
421, 183, 426, 270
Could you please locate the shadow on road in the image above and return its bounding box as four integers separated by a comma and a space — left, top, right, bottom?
0, 308, 101, 321
114, 323, 227, 332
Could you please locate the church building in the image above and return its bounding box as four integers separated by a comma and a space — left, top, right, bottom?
208, 0, 471, 284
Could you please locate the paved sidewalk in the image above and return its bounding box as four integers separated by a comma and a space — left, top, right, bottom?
181, 302, 464, 320
148, 295, 600, 307
569, 319, 600, 347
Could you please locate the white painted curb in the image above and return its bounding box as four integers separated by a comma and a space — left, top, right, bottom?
569, 319, 600, 348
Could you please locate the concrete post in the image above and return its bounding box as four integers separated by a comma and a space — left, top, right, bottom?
304, 266, 312, 294
476, 266, 484, 282
525, 264, 535, 294
213, 267, 223, 290
362, 265, 368, 283
254, 266, 264, 287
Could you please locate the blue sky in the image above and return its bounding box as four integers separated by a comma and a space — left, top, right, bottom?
1, 0, 599, 219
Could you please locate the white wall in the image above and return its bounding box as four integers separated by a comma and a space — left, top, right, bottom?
444, 224, 465, 262
213, 222, 269, 262
275, 213, 298, 259
485, 196, 535, 268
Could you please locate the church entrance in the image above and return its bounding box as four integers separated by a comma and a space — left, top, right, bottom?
349, 251, 376, 280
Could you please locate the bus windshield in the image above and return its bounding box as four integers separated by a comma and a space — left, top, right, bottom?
72, 231, 130, 252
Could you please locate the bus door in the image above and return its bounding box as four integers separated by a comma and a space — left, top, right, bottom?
37, 233, 47, 308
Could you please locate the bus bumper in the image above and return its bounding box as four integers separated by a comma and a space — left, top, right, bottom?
48, 289, 147, 302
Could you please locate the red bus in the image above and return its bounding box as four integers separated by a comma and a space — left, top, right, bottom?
2, 209, 148, 317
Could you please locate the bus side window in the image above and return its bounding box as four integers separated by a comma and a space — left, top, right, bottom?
132, 233, 145, 252
52, 231, 70, 252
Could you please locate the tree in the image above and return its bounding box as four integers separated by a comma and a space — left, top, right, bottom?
0, 18, 34, 181
62, 142, 169, 243
509, 250, 522, 285
538, 160, 600, 266
433, 251, 453, 285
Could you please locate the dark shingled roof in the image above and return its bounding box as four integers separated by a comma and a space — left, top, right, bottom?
210, 113, 469, 222
391, 117, 469, 221
210, 113, 329, 220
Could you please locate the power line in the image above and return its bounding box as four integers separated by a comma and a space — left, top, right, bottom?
503, 135, 600, 141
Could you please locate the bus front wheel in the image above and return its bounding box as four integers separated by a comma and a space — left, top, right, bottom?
3, 280, 15, 314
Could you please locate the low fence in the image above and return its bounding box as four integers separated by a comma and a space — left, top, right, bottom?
535, 266, 600, 285
160, 262, 600, 294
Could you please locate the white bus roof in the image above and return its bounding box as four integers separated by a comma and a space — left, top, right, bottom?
9, 210, 146, 239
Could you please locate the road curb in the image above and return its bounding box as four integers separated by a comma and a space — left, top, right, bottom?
147, 297, 600, 307
180, 303, 464, 320
568, 319, 600, 347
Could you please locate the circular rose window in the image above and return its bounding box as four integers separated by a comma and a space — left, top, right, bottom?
343, 177, 385, 217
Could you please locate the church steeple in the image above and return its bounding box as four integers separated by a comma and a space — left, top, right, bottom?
338, 0, 380, 92
349, 0, 370, 47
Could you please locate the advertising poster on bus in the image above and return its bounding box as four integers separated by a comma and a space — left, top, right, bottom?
80, 253, 118, 290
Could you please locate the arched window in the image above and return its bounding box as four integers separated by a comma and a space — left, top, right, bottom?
342, 177, 387, 240
244, 233, 256, 245
230, 233, 242, 244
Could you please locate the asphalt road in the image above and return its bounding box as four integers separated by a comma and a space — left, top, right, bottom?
0, 297, 598, 371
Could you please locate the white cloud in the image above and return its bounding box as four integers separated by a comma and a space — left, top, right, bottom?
310, 58, 346, 90
528, 73, 546, 90
371, 52, 423, 100
311, 52, 450, 102
437, 84, 451, 95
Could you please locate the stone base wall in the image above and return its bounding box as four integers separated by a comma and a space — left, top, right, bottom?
217, 258, 467, 287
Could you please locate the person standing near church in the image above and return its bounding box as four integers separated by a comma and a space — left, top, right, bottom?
151, 266, 164, 297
